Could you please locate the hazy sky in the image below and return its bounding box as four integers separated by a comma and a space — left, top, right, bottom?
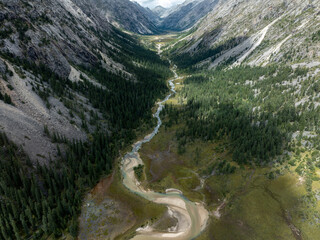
132, 0, 185, 9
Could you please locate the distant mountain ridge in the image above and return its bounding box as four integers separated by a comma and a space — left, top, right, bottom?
74, 0, 221, 34
79, 0, 161, 34
158, 0, 219, 31
152, 5, 167, 18
104, 0, 221, 33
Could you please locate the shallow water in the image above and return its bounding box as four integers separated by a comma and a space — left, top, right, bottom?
120, 65, 209, 240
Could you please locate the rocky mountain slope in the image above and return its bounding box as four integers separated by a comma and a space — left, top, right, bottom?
167, 0, 320, 156
159, 0, 219, 31
0, 1, 173, 239
0, 0, 169, 163
152, 5, 167, 18
78, 0, 161, 34
168, 0, 320, 69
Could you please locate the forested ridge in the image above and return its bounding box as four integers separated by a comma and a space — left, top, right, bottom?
162, 65, 320, 165
0, 29, 172, 239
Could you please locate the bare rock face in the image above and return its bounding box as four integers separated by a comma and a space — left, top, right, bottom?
159, 0, 219, 31
0, 0, 149, 163
0, 0, 163, 80
152, 6, 167, 18
0, 59, 6, 75
0, 0, 110, 78
170, 0, 320, 68
74, 0, 160, 34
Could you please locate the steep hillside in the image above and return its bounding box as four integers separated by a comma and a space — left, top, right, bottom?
152, 5, 167, 18
0, 0, 172, 163
0, 1, 173, 238
159, 0, 219, 31
77, 0, 161, 34
168, 0, 320, 69
156, 1, 320, 239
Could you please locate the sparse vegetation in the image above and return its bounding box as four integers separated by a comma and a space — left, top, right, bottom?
3, 92, 13, 105
134, 164, 144, 181
312, 30, 320, 41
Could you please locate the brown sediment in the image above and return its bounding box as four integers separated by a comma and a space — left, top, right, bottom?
79, 170, 137, 240
91, 172, 114, 201
143, 145, 181, 182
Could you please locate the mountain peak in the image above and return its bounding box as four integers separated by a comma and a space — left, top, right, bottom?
152, 5, 168, 17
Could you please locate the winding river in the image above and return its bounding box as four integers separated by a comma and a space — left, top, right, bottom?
120, 49, 209, 239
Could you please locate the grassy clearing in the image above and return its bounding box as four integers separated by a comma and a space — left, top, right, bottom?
138, 34, 179, 52
137, 76, 320, 239
140, 119, 320, 239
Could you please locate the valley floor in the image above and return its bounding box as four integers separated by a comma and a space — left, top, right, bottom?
79, 36, 320, 240
138, 72, 320, 239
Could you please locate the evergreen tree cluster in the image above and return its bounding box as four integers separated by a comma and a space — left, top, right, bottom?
0, 131, 119, 239
165, 65, 317, 165
0, 91, 13, 105
0, 29, 172, 239
312, 30, 320, 41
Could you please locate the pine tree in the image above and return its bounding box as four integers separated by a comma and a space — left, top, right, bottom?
20, 213, 29, 235
9, 214, 20, 240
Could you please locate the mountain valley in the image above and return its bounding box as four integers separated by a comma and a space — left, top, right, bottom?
0, 0, 320, 239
